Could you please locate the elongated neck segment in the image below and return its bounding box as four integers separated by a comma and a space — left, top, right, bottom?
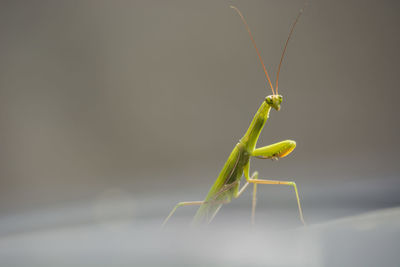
240, 100, 272, 152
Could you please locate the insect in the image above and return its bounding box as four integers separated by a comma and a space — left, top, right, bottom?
163, 4, 306, 226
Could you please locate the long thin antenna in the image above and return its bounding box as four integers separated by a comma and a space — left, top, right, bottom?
275, 3, 306, 95
230, 5, 275, 95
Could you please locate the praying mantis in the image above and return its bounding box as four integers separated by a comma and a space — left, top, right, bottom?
163, 4, 306, 226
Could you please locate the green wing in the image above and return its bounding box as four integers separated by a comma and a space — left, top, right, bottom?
193, 144, 247, 224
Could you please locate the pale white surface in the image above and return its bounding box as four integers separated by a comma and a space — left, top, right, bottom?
1, 200, 399, 267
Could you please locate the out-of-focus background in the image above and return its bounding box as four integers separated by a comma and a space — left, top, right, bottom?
1, 0, 400, 266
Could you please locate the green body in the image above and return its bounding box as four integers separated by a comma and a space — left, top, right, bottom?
163, 5, 307, 227
193, 96, 295, 224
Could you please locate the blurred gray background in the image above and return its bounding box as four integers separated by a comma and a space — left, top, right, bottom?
1, 0, 400, 266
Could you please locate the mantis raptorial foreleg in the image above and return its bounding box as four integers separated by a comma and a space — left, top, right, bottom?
252, 140, 296, 159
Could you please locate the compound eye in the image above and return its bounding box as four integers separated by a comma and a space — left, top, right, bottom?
265, 97, 273, 104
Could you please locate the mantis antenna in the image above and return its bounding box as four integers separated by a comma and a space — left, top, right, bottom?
231, 3, 307, 96
276, 4, 306, 95
230, 5, 275, 96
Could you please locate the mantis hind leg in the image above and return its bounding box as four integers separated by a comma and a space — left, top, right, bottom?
162, 201, 204, 227
248, 171, 306, 226
250, 172, 258, 225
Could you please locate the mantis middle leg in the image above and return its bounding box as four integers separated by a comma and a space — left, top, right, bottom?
248, 172, 305, 225
244, 140, 305, 225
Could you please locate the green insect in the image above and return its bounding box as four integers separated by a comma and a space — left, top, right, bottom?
163, 5, 306, 226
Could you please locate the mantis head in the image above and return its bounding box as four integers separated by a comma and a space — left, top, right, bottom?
266, 95, 283, 111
